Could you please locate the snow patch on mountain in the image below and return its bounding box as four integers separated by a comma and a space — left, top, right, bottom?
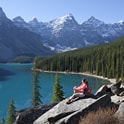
49, 13, 78, 34
119, 20, 124, 25
43, 43, 55, 51
43, 43, 77, 53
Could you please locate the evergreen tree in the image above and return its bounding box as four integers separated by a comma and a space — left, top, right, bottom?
121, 61, 124, 82
52, 73, 65, 103
32, 71, 42, 106
7, 99, 16, 124
1, 118, 5, 124
34, 57, 38, 69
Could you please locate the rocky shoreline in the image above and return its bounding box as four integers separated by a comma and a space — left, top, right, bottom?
32, 68, 116, 83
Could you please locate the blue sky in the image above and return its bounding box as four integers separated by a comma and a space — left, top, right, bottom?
0, 0, 124, 24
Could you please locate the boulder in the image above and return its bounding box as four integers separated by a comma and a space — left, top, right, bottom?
15, 103, 57, 124
115, 102, 124, 122
111, 85, 124, 96
119, 91, 124, 96
94, 85, 109, 98
120, 83, 124, 88
111, 81, 121, 95
111, 95, 124, 104
95, 82, 124, 98
33, 94, 111, 124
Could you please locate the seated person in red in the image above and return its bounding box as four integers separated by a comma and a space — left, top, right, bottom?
66, 78, 88, 104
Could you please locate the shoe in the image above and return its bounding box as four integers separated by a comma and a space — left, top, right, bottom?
66, 99, 71, 104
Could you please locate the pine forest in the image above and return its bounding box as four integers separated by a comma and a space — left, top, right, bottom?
34, 37, 124, 81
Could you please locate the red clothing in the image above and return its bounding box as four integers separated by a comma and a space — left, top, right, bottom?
75, 83, 88, 93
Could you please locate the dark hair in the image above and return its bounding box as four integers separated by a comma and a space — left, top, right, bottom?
85, 81, 88, 84
83, 78, 86, 82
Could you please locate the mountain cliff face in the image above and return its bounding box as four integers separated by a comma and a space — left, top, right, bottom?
13, 13, 124, 51
0, 7, 55, 62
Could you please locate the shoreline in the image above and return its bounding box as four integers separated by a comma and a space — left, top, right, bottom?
32, 68, 116, 83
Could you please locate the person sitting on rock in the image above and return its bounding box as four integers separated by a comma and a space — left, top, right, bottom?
66, 78, 89, 104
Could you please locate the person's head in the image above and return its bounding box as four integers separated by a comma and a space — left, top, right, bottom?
82, 78, 86, 83
85, 80, 88, 85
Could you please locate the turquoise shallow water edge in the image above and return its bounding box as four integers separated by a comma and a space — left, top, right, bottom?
0, 63, 109, 120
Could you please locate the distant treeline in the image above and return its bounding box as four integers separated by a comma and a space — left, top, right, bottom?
10, 56, 34, 63
34, 37, 124, 81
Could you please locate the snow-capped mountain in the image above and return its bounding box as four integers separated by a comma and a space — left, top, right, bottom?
49, 14, 78, 34
0, 5, 124, 61
13, 13, 124, 51
13, 14, 86, 51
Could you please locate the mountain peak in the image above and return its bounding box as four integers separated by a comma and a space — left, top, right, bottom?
88, 16, 97, 21
13, 16, 26, 23
118, 20, 124, 25
50, 13, 77, 26
83, 16, 104, 27
30, 17, 39, 23
60, 13, 76, 22
49, 13, 78, 34
0, 7, 7, 18
63, 13, 74, 19
88, 16, 103, 22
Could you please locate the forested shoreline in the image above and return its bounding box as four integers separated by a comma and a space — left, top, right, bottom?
34, 37, 124, 81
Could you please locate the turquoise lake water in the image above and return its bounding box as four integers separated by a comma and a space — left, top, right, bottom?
0, 63, 109, 120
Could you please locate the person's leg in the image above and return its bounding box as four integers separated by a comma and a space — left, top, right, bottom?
77, 93, 85, 98
66, 93, 76, 104
68, 92, 85, 101
66, 93, 85, 104
69, 93, 76, 100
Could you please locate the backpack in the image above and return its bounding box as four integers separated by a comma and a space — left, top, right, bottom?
85, 87, 92, 96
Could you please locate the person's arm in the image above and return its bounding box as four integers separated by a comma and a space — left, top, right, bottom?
76, 84, 88, 93
74, 86, 82, 92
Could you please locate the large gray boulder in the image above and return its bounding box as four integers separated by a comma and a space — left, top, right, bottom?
111, 95, 124, 104
94, 85, 108, 98
33, 95, 111, 124
111, 81, 122, 95
95, 81, 124, 98
115, 102, 124, 122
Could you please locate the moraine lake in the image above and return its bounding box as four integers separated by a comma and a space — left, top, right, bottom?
0, 63, 109, 120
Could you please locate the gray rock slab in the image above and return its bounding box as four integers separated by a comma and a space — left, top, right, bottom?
115, 102, 124, 122
33, 98, 96, 124
33, 95, 111, 124
111, 95, 124, 104
56, 94, 111, 124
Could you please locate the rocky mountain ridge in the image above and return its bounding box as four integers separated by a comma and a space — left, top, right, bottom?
1, 6, 124, 62
0, 7, 55, 62
13, 13, 124, 52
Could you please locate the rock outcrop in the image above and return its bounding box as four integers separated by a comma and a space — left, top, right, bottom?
15, 81, 124, 124
33, 95, 111, 124
115, 102, 124, 122
15, 103, 57, 124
